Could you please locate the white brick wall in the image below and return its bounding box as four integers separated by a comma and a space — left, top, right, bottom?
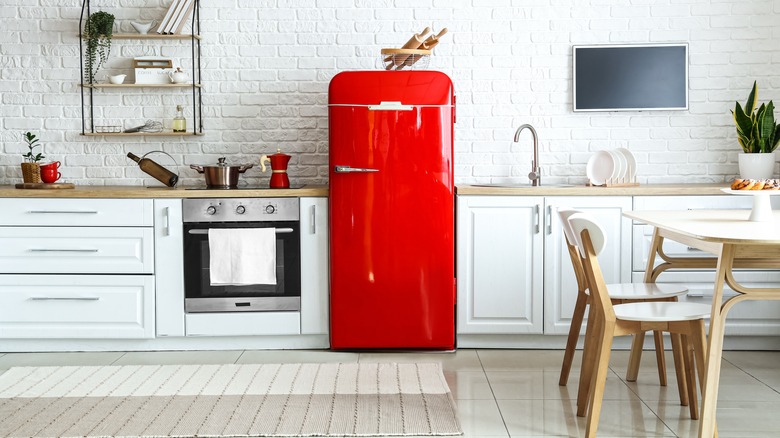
1, 0, 779, 187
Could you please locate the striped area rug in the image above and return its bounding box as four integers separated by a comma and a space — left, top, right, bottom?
0, 362, 462, 437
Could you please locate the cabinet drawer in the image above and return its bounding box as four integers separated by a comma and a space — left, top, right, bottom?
0, 275, 155, 339
0, 227, 153, 274
0, 199, 153, 227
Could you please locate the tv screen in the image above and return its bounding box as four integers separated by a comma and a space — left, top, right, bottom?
573, 44, 688, 112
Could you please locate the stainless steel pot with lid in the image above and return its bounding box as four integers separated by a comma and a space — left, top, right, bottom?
190, 157, 254, 189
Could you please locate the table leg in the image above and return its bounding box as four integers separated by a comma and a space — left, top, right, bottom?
697, 243, 734, 438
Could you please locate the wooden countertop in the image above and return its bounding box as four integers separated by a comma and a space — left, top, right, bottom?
0, 185, 329, 198
456, 183, 731, 196
0, 183, 734, 198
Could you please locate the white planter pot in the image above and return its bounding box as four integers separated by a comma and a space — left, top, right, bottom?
738, 152, 776, 179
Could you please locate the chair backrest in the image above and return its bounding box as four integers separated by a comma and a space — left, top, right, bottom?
557, 208, 588, 292
566, 212, 615, 321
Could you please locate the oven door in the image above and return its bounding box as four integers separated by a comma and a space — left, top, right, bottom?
183, 221, 301, 312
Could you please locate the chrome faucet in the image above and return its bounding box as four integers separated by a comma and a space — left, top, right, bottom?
514, 124, 541, 186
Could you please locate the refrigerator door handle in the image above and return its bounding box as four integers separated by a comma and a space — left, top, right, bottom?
367, 101, 413, 111
334, 165, 379, 173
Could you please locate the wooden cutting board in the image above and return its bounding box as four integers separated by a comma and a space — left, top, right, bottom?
15, 183, 75, 189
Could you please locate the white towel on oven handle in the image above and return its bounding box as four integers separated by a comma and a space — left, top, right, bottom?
208, 228, 277, 286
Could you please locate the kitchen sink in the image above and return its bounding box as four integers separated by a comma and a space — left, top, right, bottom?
470, 183, 576, 188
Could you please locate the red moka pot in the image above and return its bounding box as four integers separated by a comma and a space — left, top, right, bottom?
260, 149, 291, 188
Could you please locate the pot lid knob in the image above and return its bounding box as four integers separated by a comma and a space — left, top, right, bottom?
217, 157, 227, 166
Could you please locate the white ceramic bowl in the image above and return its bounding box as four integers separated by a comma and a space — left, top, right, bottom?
586, 151, 614, 186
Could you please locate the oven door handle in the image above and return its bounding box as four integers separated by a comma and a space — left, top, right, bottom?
187, 228, 294, 235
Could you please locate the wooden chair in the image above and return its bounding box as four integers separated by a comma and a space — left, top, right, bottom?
566, 212, 710, 437
556, 209, 691, 407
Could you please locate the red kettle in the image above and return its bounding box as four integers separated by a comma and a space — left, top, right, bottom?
260, 149, 291, 189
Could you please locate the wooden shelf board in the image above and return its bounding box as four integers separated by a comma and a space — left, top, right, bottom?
83, 33, 201, 40
82, 132, 204, 137
83, 84, 201, 88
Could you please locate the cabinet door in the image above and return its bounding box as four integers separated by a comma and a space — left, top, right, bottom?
154, 199, 185, 337
457, 196, 544, 334
300, 197, 329, 335
0, 275, 155, 339
543, 197, 633, 335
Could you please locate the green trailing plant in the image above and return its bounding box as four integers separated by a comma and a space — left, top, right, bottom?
22, 132, 44, 163
732, 81, 780, 153
84, 11, 115, 84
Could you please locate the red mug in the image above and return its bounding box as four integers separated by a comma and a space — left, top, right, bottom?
40, 161, 61, 172
40, 167, 61, 184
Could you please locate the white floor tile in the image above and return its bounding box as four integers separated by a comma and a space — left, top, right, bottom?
111, 350, 243, 365
0, 351, 124, 372
358, 348, 483, 371
236, 349, 359, 364
455, 399, 509, 437
444, 370, 495, 400
478, 349, 567, 371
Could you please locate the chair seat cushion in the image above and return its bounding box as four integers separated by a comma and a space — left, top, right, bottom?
614, 301, 711, 322
603, 283, 688, 300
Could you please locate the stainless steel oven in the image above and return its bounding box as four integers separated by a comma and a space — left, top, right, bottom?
182, 198, 300, 313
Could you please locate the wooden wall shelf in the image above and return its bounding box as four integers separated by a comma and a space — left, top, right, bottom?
83, 84, 202, 89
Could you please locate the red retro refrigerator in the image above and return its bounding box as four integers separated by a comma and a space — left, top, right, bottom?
328, 71, 456, 350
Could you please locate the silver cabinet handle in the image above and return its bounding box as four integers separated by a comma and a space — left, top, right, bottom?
28, 249, 99, 253
187, 228, 293, 235
163, 206, 171, 237
534, 205, 540, 234
27, 210, 99, 214
310, 205, 316, 235
546, 205, 553, 235
29, 296, 100, 301
334, 165, 379, 173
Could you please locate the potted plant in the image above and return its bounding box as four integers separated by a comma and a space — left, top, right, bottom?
732, 81, 780, 179
21, 131, 44, 183
84, 11, 115, 84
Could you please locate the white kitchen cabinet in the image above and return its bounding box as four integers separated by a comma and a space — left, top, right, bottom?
457, 196, 544, 335
543, 197, 633, 335
456, 195, 632, 345
0, 198, 156, 340
0, 227, 154, 274
0, 274, 155, 339
0, 198, 153, 227
153, 199, 185, 337
299, 197, 329, 335
632, 195, 780, 336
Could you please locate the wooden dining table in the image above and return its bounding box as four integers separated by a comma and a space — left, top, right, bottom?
623, 208, 780, 438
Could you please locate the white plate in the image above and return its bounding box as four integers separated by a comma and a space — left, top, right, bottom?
608, 149, 626, 182
616, 148, 636, 179
586, 151, 614, 186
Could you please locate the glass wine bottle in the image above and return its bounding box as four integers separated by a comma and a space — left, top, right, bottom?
173, 105, 186, 133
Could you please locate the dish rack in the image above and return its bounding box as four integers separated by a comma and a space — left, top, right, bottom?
380, 48, 431, 71
586, 177, 639, 187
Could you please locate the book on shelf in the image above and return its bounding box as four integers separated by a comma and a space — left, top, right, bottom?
163, 0, 189, 34
156, 0, 181, 35
171, 0, 195, 34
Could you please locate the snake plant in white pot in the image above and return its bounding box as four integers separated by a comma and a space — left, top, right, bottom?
732, 81, 780, 179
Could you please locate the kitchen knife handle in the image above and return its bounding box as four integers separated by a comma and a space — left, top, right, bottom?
334, 166, 379, 173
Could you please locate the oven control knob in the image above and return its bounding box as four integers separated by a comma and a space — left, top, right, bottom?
236, 205, 246, 215
265, 205, 276, 214
206, 206, 217, 215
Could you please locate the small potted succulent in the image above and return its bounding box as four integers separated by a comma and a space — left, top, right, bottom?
732, 81, 780, 179
21, 131, 44, 183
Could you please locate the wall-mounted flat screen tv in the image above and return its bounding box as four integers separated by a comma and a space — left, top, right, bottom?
573, 43, 688, 112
